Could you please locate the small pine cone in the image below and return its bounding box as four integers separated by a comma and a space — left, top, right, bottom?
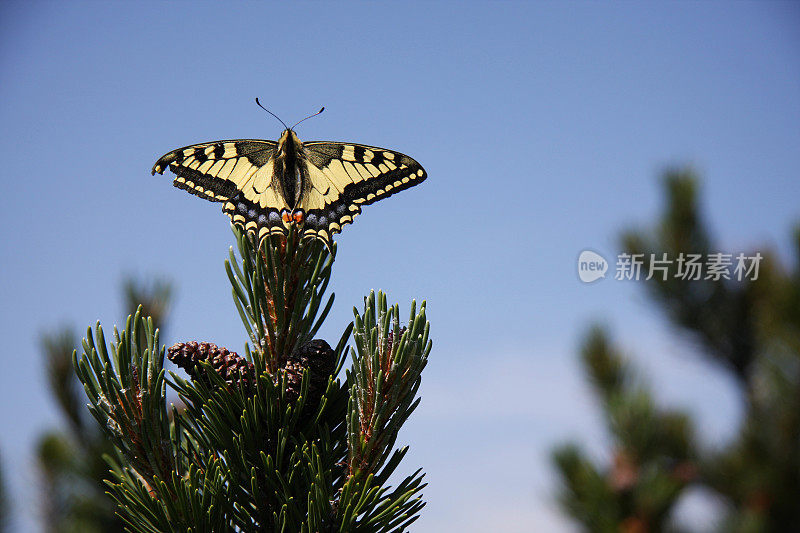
167, 341, 213, 377
281, 339, 336, 406
292, 339, 335, 396
280, 360, 306, 404
167, 342, 255, 391
211, 351, 256, 389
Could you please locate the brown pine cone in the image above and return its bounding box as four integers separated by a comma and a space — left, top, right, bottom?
280, 360, 306, 404
167, 341, 255, 391
281, 339, 336, 406
292, 339, 335, 395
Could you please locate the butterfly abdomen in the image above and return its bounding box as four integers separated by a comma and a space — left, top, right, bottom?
272, 129, 308, 209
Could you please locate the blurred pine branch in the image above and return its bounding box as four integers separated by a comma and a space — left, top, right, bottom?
553, 169, 800, 532
37, 277, 172, 533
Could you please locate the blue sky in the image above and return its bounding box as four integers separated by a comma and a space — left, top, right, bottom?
1, 2, 798, 531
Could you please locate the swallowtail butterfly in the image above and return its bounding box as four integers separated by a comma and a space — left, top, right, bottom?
152, 106, 426, 250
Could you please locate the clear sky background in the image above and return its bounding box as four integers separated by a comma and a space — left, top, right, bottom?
1, 2, 798, 531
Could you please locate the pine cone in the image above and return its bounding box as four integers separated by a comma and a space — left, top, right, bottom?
167, 341, 255, 391
280, 360, 306, 404
281, 339, 336, 406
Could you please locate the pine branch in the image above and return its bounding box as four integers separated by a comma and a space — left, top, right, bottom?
552, 445, 620, 531
41, 328, 85, 437
581, 325, 630, 402
225, 226, 334, 373
38, 278, 173, 533
557, 169, 800, 531
123, 276, 172, 341
73, 226, 430, 532
338, 290, 430, 531
105, 455, 231, 533
622, 170, 758, 380
74, 307, 174, 484
623, 171, 800, 528
553, 327, 697, 532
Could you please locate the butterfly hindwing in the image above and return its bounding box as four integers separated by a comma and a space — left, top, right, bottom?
299, 142, 427, 243
222, 166, 291, 243
152, 140, 277, 202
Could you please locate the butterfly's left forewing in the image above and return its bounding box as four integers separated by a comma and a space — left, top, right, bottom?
299, 142, 427, 244
152, 139, 277, 202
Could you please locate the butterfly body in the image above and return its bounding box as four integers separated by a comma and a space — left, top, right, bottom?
152, 128, 426, 249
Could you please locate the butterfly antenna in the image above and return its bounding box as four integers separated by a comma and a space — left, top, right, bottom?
255, 98, 289, 130
291, 107, 325, 130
